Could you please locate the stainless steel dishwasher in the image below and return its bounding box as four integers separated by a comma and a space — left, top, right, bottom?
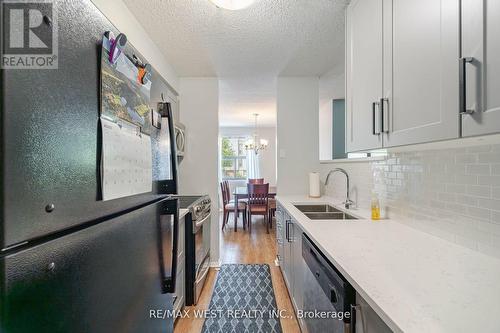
302, 235, 356, 333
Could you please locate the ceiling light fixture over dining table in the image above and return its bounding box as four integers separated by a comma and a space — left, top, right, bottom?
245, 113, 268, 155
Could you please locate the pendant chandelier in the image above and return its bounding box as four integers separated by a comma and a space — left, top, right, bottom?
245, 113, 268, 155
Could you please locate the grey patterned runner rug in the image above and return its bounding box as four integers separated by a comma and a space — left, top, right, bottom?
201, 264, 283, 333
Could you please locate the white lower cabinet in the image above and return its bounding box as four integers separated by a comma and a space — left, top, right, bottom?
275, 203, 285, 267
290, 221, 305, 329
281, 211, 292, 291
277, 209, 306, 332
355, 294, 392, 333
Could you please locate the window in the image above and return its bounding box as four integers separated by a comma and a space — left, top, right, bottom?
221, 137, 248, 180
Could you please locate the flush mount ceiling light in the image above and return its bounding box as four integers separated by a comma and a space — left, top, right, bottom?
209, 0, 255, 10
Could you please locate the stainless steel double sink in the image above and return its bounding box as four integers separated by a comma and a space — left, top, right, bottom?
293, 204, 358, 220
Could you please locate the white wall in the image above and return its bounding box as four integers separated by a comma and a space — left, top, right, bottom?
319, 68, 345, 160
90, 0, 179, 92
178, 78, 220, 264
277, 77, 320, 194
219, 126, 277, 186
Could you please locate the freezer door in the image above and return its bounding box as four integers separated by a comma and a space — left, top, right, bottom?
0, 0, 178, 249
158, 198, 179, 293
0, 199, 176, 333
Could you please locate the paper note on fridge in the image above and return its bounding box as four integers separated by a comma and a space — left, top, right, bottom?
101, 117, 152, 201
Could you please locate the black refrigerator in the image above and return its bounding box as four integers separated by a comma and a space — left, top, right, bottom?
0, 0, 179, 332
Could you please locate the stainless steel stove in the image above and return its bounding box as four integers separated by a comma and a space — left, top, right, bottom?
171, 195, 211, 305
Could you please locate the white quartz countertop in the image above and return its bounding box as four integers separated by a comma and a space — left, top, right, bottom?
276, 195, 500, 333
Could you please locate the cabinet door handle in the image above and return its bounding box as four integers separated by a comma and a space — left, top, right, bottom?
372, 101, 380, 135
459, 57, 475, 115
285, 220, 291, 242
380, 98, 389, 133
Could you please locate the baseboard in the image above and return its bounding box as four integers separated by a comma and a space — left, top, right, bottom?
210, 258, 222, 268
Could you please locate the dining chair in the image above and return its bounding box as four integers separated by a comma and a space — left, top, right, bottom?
221, 181, 247, 231
268, 198, 276, 229
247, 183, 270, 233
248, 178, 265, 184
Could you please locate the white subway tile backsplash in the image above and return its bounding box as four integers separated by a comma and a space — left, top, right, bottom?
455, 174, 479, 185
466, 206, 492, 221
322, 143, 500, 258
467, 185, 491, 198
455, 153, 477, 164
446, 184, 466, 193
455, 194, 478, 206
466, 145, 492, 153
492, 211, 500, 224
477, 198, 500, 212
492, 187, 500, 200
438, 192, 456, 203
476, 220, 500, 235
478, 152, 500, 163
466, 164, 491, 175
478, 175, 500, 186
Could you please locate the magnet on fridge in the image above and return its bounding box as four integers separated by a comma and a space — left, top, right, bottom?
108, 33, 127, 65
139, 63, 152, 85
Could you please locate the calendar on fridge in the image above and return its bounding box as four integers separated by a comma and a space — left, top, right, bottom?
100, 118, 152, 201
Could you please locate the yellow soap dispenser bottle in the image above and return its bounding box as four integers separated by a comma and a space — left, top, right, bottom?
371, 192, 381, 221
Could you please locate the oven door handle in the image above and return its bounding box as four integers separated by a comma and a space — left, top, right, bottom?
195, 212, 211, 228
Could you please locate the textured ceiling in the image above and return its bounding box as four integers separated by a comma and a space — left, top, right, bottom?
219, 76, 276, 127
123, 0, 349, 125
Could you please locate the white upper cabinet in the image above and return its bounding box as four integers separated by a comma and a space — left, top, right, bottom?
461, 0, 500, 137
382, 0, 460, 147
346, 0, 464, 152
346, 0, 384, 152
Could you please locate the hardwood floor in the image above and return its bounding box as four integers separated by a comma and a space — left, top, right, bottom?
174, 213, 301, 333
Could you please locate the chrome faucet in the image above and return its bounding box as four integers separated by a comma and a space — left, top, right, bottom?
325, 168, 355, 209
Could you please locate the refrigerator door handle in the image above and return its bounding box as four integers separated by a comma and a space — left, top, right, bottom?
157, 198, 179, 294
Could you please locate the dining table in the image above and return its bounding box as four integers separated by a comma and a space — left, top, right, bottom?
233, 185, 277, 231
